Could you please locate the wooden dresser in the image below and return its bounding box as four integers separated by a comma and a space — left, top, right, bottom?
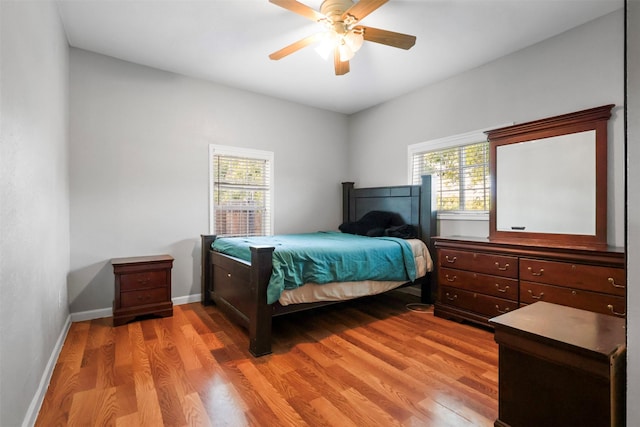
112, 254, 174, 326
432, 236, 625, 326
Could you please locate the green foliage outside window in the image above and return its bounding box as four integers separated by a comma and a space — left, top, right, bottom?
419, 142, 489, 211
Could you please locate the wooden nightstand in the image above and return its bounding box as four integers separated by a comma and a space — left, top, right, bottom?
490, 302, 626, 427
112, 255, 174, 326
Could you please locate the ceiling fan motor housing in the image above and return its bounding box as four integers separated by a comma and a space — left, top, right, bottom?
320, 0, 355, 29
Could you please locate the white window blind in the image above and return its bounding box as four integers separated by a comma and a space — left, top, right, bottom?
209, 145, 273, 236
409, 129, 494, 213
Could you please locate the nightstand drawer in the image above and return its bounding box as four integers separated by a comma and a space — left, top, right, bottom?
520, 281, 626, 317
439, 249, 518, 278
441, 286, 518, 318
439, 267, 518, 300
520, 258, 625, 296
120, 270, 168, 291
120, 288, 169, 309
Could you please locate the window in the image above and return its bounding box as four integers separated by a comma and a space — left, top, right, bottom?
409, 128, 496, 218
209, 145, 273, 236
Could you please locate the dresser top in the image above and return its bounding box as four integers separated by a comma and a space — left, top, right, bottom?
490, 301, 626, 357
433, 235, 624, 253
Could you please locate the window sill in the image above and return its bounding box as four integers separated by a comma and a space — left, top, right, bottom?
437, 211, 489, 221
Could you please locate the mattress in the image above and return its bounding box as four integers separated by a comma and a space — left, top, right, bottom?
278, 238, 432, 306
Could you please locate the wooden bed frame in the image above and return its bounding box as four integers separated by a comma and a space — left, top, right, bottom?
200, 175, 436, 356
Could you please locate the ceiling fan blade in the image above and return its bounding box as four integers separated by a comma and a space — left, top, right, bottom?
342, 0, 388, 22
269, 0, 326, 22
359, 26, 416, 50
269, 33, 323, 60
334, 47, 350, 75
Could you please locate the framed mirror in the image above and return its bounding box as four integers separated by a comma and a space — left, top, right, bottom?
486, 105, 613, 248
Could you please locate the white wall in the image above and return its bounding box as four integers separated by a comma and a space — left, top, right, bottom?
68, 49, 349, 313
348, 10, 625, 247
627, 0, 639, 424
0, 1, 70, 426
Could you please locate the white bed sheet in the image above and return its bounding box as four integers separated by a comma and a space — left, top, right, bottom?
278, 238, 433, 306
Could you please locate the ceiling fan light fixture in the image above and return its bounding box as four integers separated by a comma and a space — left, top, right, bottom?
345, 28, 364, 52
338, 40, 355, 61
315, 31, 338, 60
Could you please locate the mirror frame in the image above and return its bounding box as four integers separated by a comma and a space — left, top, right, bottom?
486, 104, 614, 248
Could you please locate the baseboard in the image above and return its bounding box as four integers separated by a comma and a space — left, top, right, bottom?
22, 314, 71, 427
70, 293, 203, 322
70, 307, 112, 322
173, 293, 202, 305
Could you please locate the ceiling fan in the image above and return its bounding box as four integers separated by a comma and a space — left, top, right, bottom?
268, 0, 416, 75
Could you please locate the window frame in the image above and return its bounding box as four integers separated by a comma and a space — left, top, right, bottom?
209, 144, 275, 236
408, 126, 508, 221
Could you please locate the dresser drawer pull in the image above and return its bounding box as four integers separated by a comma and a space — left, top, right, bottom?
445, 255, 457, 263
495, 305, 510, 314
608, 277, 625, 289
445, 293, 458, 301
495, 284, 510, 293
527, 267, 544, 276
445, 274, 457, 282
607, 304, 626, 317
495, 262, 510, 271
137, 279, 150, 285
527, 289, 545, 300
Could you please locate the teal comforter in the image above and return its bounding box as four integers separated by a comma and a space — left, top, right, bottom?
212, 231, 417, 304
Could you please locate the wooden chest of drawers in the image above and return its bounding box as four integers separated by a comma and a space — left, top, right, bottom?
112, 255, 174, 326
433, 236, 625, 326
491, 302, 626, 427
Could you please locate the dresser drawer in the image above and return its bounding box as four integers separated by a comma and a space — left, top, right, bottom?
520, 258, 625, 296
439, 249, 518, 278
439, 267, 518, 300
120, 270, 168, 291
520, 281, 626, 318
120, 287, 169, 308
441, 286, 518, 318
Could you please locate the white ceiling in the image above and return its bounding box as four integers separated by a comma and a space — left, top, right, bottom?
56, 0, 623, 114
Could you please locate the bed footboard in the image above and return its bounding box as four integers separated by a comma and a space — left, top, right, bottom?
201, 235, 276, 356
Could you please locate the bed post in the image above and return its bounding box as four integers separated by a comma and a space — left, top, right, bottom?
420, 175, 437, 304
201, 235, 216, 305
420, 175, 436, 244
342, 182, 355, 223
248, 245, 275, 357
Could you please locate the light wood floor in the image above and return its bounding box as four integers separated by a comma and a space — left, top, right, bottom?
36, 291, 498, 426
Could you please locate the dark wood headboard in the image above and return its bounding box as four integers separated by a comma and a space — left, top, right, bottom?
341, 175, 436, 247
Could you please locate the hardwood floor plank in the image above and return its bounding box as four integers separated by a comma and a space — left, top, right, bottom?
36, 292, 499, 426
181, 391, 213, 427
